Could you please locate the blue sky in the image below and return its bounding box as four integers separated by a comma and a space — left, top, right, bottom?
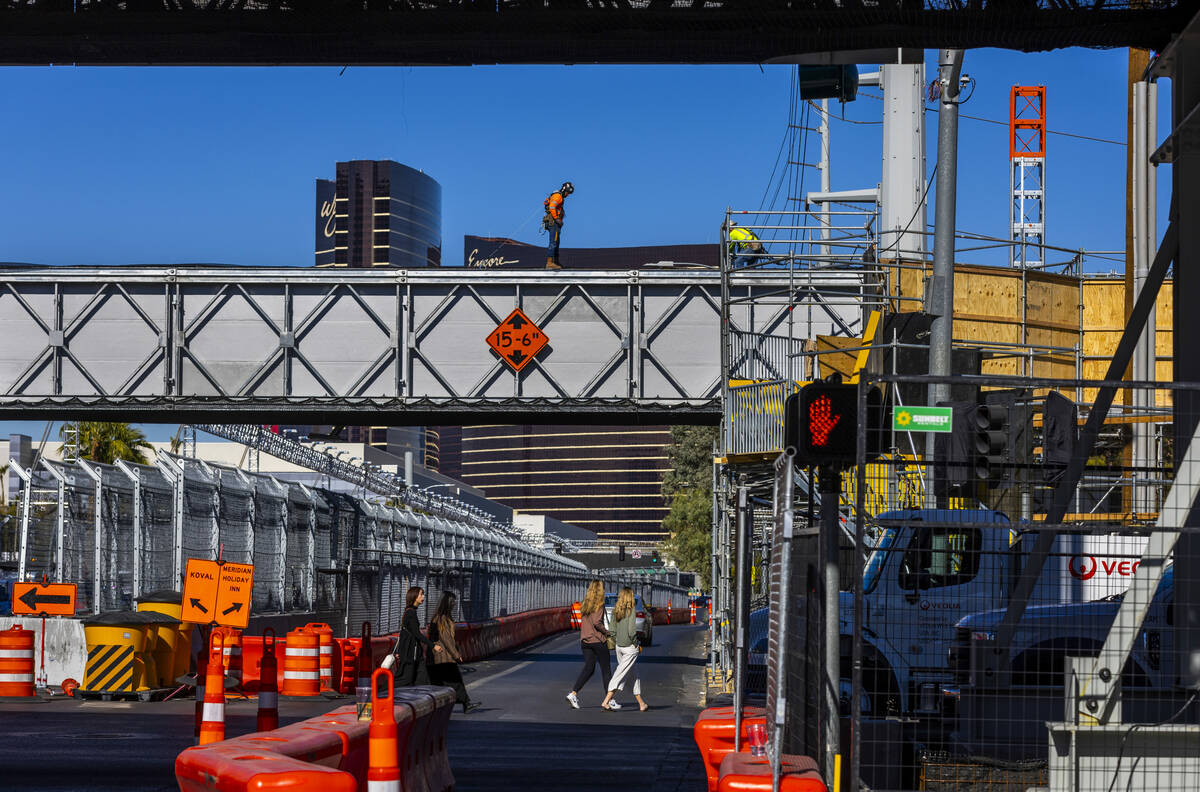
0, 48, 1173, 440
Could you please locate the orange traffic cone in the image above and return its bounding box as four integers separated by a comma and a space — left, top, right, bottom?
257, 628, 279, 733
367, 667, 400, 792
198, 632, 227, 746
690, 602, 697, 625
358, 621, 373, 691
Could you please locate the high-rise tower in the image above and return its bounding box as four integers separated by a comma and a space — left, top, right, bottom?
316, 160, 442, 269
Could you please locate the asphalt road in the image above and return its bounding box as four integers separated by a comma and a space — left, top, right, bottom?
0, 623, 708, 792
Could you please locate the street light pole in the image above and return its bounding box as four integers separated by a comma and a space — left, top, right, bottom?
927, 48, 964, 494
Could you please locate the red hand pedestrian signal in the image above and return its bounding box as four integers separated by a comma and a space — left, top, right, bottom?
785, 382, 884, 466
807, 394, 842, 446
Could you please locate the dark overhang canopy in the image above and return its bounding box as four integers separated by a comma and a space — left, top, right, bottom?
0, 1, 1187, 66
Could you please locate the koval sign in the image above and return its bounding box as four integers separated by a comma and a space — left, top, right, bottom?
1068, 555, 1141, 581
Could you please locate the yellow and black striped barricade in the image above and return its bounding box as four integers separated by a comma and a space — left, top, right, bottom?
81, 611, 149, 699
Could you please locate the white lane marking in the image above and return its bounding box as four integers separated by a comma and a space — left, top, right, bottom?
465, 632, 577, 689
466, 659, 535, 689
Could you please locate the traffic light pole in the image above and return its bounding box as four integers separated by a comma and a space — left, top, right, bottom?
819, 466, 841, 787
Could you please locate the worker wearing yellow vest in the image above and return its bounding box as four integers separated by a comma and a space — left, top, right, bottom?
542, 181, 574, 270
728, 222, 767, 268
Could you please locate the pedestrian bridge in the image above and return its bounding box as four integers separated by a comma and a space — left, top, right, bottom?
0, 265, 871, 423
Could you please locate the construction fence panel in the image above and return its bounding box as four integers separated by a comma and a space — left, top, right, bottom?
138, 467, 176, 596
215, 467, 254, 566
251, 475, 288, 613
181, 463, 218, 566
284, 483, 315, 613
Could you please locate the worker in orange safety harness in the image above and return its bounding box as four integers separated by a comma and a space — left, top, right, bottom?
542, 181, 574, 270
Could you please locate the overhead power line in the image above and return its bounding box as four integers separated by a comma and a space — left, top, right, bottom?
857, 89, 1124, 146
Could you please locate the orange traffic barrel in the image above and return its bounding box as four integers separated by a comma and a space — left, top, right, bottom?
282, 628, 320, 696
0, 625, 36, 696
304, 622, 334, 691
570, 602, 582, 629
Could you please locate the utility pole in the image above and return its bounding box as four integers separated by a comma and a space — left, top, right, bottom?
927, 49, 964, 475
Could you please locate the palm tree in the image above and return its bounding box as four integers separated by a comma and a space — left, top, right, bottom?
59, 422, 153, 465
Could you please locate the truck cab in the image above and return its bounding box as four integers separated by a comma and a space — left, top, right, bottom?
842, 508, 1152, 718
843, 508, 1011, 716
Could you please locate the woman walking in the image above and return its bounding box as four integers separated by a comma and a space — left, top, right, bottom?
428, 592, 481, 713
395, 586, 442, 686
565, 579, 613, 709
601, 587, 648, 712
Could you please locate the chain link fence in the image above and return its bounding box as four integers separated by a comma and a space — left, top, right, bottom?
10, 452, 686, 636
733, 374, 1200, 792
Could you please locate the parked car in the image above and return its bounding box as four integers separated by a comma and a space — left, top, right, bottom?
605, 593, 653, 646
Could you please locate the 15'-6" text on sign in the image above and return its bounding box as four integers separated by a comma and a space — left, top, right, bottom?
486, 308, 548, 372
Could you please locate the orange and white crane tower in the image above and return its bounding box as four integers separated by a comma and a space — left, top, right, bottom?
1010, 86, 1046, 268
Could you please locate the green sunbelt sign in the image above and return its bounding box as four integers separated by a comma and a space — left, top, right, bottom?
892, 406, 953, 433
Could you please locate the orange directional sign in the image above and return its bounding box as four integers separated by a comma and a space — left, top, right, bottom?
486, 308, 548, 372
12, 582, 76, 616
215, 562, 254, 630
182, 558, 254, 628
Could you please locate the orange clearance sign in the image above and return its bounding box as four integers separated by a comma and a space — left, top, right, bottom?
182, 558, 255, 629
486, 308, 548, 372
12, 582, 76, 616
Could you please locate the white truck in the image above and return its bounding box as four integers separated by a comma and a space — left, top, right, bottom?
842, 508, 1146, 716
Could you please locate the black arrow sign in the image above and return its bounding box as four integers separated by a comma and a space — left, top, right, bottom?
508, 349, 527, 365
508, 314, 527, 329
190, 597, 209, 614
222, 602, 244, 616
18, 588, 70, 612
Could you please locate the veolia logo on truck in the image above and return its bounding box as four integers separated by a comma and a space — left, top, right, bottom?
1068, 555, 1140, 581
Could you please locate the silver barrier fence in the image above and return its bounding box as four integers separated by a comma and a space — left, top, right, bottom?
7, 452, 688, 635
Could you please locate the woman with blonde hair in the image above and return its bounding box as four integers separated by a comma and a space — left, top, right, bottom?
601, 587, 648, 712
565, 579, 612, 709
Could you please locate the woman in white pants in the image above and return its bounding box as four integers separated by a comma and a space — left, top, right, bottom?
601, 587, 649, 712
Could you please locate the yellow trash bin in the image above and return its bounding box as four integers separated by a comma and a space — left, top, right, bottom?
81, 611, 148, 696
137, 590, 186, 687
139, 611, 181, 689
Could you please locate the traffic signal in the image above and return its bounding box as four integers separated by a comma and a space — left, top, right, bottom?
651, 550, 659, 564
785, 381, 883, 466
935, 395, 1028, 495
974, 404, 1009, 486
1043, 391, 1078, 466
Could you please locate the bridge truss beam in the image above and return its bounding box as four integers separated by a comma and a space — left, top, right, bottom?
0, 266, 871, 423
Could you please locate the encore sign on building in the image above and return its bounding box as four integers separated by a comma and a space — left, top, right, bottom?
486, 308, 548, 372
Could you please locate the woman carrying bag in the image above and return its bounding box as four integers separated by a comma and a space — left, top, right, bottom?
428, 591, 481, 714
394, 586, 442, 686
565, 579, 613, 709
600, 587, 649, 712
